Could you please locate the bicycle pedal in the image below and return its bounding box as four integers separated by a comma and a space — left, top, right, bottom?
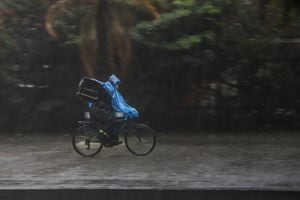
104, 143, 114, 147
104, 141, 122, 147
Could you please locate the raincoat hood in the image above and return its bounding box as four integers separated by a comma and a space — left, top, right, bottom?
108, 74, 121, 88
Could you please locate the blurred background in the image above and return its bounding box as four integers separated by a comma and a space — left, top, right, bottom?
0, 0, 299, 134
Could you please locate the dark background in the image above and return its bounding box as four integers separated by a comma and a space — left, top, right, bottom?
0, 0, 299, 133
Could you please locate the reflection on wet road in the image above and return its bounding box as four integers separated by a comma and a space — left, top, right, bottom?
0, 133, 299, 190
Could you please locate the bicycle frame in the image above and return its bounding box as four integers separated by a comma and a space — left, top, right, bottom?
78, 117, 132, 136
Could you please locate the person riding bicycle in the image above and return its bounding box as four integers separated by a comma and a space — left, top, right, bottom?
89, 74, 139, 146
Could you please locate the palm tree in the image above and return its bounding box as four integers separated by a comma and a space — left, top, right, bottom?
46, 0, 159, 78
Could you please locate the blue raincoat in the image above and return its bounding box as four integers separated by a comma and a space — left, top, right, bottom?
90, 75, 139, 119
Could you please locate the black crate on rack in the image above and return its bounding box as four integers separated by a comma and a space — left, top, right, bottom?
76, 77, 105, 101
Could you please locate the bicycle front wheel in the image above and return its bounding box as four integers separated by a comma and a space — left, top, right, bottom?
125, 124, 156, 156
72, 125, 103, 157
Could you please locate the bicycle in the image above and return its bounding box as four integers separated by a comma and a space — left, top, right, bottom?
72, 113, 156, 157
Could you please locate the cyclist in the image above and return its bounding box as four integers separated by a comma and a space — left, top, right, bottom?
89, 74, 139, 146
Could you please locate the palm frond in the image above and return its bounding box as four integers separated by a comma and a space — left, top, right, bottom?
79, 11, 98, 76
46, 0, 160, 76
46, 0, 96, 38
135, 0, 160, 18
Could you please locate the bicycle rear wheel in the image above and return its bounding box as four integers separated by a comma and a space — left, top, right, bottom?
125, 124, 156, 156
72, 125, 103, 157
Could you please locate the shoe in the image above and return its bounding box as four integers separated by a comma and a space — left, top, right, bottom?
111, 140, 123, 145
104, 140, 122, 147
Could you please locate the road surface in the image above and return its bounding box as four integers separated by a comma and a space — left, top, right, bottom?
0, 132, 299, 190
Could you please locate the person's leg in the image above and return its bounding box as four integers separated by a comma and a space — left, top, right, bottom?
90, 103, 122, 145
108, 118, 122, 144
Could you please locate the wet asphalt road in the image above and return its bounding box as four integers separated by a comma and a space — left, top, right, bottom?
0, 132, 299, 190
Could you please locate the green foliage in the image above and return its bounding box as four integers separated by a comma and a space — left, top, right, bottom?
130, 0, 300, 130
48, 4, 92, 44
133, 0, 220, 51
0, 0, 83, 132
164, 32, 215, 50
